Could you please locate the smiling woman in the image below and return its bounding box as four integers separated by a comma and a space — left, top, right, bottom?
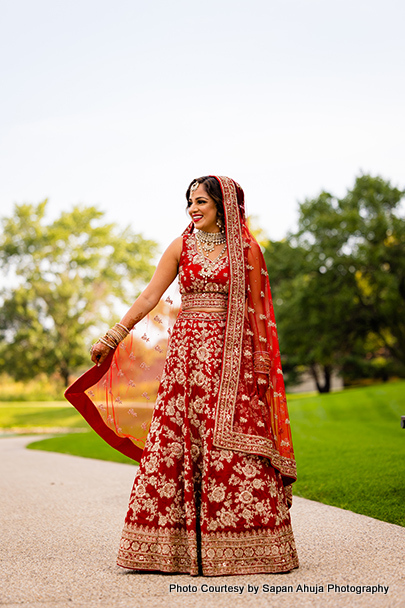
65, 175, 298, 576
184, 177, 228, 313
187, 177, 224, 233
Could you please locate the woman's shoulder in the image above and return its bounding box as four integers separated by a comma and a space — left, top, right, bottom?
164, 236, 183, 259
172, 235, 184, 247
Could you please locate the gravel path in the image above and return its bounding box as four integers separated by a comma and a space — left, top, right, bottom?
1, 435, 404, 608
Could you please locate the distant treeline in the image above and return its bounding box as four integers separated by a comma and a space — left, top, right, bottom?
1, 173, 404, 394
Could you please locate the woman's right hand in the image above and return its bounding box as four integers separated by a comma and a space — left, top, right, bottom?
90, 341, 113, 366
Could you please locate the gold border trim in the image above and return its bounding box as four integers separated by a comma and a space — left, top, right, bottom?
212, 176, 296, 480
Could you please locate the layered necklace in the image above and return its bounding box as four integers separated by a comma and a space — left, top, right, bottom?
195, 230, 227, 278
195, 229, 226, 255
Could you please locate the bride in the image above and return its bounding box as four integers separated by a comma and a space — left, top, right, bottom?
66, 175, 298, 576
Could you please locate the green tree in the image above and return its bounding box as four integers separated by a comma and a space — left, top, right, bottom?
265, 174, 405, 392
339, 175, 405, 365
0, 201, 157, 386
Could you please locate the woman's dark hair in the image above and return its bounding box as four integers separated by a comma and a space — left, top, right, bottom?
185, 176, 225, 226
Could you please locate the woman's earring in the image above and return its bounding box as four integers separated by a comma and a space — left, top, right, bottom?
216, 217, 225, 232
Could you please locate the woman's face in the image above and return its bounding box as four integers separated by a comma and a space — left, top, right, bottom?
188, 183, 220, 233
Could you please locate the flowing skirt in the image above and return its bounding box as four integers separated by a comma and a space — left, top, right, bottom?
117, 311, 299, 576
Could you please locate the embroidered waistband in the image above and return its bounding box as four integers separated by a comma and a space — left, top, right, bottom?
179, 310, 227, 320
181, 292, 228, 310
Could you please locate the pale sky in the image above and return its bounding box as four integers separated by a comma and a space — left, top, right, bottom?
1, 0, 404, 255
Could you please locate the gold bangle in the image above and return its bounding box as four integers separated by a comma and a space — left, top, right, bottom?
97, 322, 130, 351
99, 337, 115, 350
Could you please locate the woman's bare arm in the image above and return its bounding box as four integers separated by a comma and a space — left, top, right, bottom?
91, 236, 182, 365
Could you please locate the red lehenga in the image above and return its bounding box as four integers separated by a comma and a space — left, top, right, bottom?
65, 176, 298, 576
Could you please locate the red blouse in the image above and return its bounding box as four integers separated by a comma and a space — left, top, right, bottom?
179, 233, 229, 310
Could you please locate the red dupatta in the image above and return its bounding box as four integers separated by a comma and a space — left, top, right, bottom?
65, 301, 177, 463
65, 176, 296, 486
209, 176, 296, 485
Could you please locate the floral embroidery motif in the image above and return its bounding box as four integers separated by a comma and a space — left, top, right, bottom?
114, 178, 297, 576
178, 233, 229, 312
117, 310, 298, 575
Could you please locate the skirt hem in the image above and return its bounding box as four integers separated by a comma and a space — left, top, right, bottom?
117, 558, 299, 577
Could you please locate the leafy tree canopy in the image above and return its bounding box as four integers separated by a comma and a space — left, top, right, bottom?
265, 174, 405, 392
0, 201, 157, 386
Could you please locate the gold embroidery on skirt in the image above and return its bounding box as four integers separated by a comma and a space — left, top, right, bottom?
118, 524, 298, 575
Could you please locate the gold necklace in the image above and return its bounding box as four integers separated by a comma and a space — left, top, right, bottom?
197, 242, 227, 278
195, 230, 226, 255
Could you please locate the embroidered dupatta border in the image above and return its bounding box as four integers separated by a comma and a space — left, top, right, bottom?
212, 176, 296, 482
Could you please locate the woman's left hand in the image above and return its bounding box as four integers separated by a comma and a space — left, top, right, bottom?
90, 341, 113, 366
256, 372, 269, 399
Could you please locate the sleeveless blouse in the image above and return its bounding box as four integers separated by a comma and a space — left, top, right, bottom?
178, 232, 229, 310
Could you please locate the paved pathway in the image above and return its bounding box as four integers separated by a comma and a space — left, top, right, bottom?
1, 436, 404, 608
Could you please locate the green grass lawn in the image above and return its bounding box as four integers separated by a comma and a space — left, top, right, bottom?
2, 382, 405, 526
0, 401, 87, 429
288, 381, 405, 527
27, 429, 136, 465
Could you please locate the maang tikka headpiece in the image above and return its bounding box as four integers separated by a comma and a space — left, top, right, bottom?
190, 181, 199, 193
